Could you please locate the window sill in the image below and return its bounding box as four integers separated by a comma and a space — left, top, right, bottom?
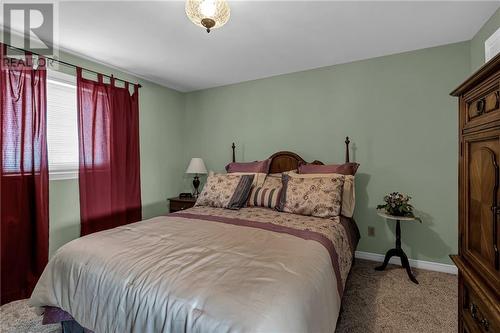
49, 171, 78, 180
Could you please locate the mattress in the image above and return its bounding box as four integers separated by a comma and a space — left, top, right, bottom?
30, 206, 359, 333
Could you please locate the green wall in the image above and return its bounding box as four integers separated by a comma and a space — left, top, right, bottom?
183, 42, 471, 265
470, 7, 500, 72
47, 51, 185, 257
8, 9, 500, 263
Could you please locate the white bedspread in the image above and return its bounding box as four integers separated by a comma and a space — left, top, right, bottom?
30, 211, 341, 333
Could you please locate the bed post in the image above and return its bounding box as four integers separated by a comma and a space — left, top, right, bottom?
232, 142, 236, 163
345, 137, 350, 163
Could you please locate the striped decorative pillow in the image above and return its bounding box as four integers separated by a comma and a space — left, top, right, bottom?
248, 185, 282, 209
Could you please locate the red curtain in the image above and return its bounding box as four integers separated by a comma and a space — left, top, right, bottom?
0, 44, 49, 304
77, 68, 141, 236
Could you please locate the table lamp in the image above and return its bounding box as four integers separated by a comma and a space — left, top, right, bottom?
185, 158, 208, 197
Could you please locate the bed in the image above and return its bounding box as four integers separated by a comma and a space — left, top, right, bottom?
30, 139, 360, 333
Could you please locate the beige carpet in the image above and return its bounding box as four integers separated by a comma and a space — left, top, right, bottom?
336, 259, 457, 333
0, 259, 457, 333
0, 300, 60, 333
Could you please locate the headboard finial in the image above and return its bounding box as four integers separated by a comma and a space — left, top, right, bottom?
345, 136, 350, 163
231, 142, 236, 162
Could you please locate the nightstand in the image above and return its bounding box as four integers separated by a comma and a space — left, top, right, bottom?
168, 196, 196, 213
375, 210, 420, 284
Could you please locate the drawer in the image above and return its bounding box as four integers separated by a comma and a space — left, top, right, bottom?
463, 74, 500, 131
169, 200, 195, 212
463, 314, 481, 333
462, 279, 500, 333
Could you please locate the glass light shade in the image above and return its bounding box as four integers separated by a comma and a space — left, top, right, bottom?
186, 0, 230, 33
185, 158, 208, 174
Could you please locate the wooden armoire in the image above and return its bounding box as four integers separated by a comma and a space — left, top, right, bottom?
451, 53, 500, 333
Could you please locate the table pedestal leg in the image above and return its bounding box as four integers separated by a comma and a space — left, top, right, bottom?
374, 220, 419, 284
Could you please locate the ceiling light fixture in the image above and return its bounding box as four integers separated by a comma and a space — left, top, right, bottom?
186, 0, 230, 33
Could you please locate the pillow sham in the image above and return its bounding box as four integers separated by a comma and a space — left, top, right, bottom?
278, 173, 345, 218
229, 172, 267, 187
261, 173, 282, 188
226, 159, 271, 187
284, 171, 355, 217
247, 186, 282, 209
269, 169, 296, 176
225, 159, 271, 173
195, 174, 254, 210
247, 175, 283, 209
298, 162, 360, 176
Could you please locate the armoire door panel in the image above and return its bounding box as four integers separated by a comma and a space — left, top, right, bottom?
463, 129, 500, 295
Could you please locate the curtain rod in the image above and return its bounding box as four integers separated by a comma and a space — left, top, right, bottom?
4, 44, 142, 88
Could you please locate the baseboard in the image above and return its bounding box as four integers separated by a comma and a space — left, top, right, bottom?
355, 251, 458, 275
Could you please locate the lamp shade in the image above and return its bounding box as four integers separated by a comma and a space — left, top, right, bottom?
185, 158, 208, 174
185, 0, 230, 33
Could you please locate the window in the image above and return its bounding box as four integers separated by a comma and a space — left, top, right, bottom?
47, 70, 79, 179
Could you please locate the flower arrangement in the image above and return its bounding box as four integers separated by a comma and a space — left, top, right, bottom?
377, 192, 419, 219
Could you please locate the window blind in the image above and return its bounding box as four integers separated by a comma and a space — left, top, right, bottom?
46, 70, 79, 175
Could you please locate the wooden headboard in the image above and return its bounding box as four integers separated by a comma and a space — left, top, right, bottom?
231, 137, 351, 174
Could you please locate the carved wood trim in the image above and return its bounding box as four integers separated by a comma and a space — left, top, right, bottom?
451, 52, 500, 96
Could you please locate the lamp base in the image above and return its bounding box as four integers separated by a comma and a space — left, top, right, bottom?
193, 175, 200, 197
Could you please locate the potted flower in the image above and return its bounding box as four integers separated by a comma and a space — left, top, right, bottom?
377, 192, 421, 221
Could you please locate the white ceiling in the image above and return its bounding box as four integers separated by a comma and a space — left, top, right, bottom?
5, 1, 500, 92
